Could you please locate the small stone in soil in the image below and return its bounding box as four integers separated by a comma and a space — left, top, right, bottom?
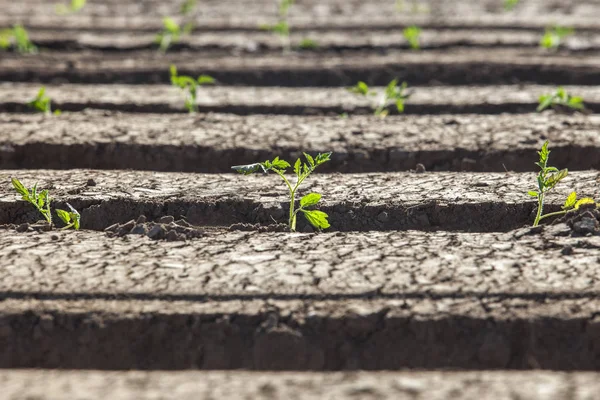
130, 224, 147, 235
105, 223, 120, 232
561, 245, 573, 255
86, 178, 97, 187
51, 234, 59, 241
136, 215, 147, 224
158, 216, 174, 224
147, 224, 166, 239
15, 223, 29, 233
415, 163, 426, 173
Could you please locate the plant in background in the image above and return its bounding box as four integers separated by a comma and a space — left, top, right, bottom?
55, 0, 86, 14
170, 65, 215, 113
503, 0, 520, 11
537, 87, 585, 113
299, 38, 318, 50
540, 26, 574, 50
27, 87, 61, 115
528, 141, 595, 226
156, 17, 194, 52
348, 79, 411, 117
180, 0, 197, 15
11, 178, 81, 229
0, 25, 37, 54
396, 0, 430, 14
403, 26, 421, 50
260, 0, 295, 52
232, 152, 332, 232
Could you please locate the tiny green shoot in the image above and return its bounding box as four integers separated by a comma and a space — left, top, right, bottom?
11, 178, 53, 225
299, 38, 318, 50
528, 141, 595, 226
232, 152, 332, 232
56, 203, 81, 230
180, 0, 197, 15
156, 17, 193, 52
260, 0, 295, 52
540, 26, 574, 50
403, 26, 421, 50
504, 0, 519, 11
348, 79, 411, 117
170, 65, 215, 113
55, 0, 87, 14
27, 87, 61, 115
0, 25, 37, 54
537, 87, 585, 113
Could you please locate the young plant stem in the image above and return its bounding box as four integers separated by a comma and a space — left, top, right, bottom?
533, 193, 545, 226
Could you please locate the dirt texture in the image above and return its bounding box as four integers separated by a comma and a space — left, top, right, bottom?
1, 169, 598, 231
0, 228, 600, 370
2, 112, 600, 173
3, 83, 600, 115
2, 49, 600, 85
2, 370, 600, 400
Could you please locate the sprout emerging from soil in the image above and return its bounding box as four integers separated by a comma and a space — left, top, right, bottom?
537, 87, 585, 113
55, 0, 86, 15
260, 0, 295, 52
27, 87, 61, 115
528, 141, 595, 226
156, 17, 193, 52
403, 26, 421, 50
503, 0, 519, 11
232, 152, 332, 232
0, 25, 37, 54
170, 65, 215, 113
11, 178, 81, 229
540, 26, 574, 50
348, 79, 411, 117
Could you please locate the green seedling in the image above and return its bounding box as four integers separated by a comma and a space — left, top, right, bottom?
299, 38, 318, 50
27, 87, 61, 115
180, 0, 197, 15
0, 25, 37, 54
232, 152, 332, 232
540, 26, 574, 50
537, 87, 585, 113
528, 141, 595, 226
260, 0, 295, 52
348, 79, 411, 117
55, 0, 86, 14
504, 0, 519, 11
56, 203, 81, 230
170, 65, 215, 113
11, 178, 81, 229
156, 17, 193, 52
403, 26, 421, 50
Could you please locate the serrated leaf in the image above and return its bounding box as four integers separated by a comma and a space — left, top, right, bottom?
271, 158, 291, 170
38, 190, 48, 208
231, 163, 266, 175
315, 152, 332, 165
563, 191, 577, 209
197, 75, 215, 85
303, 152, 315, 167
302, 209, 330, 230
300, 193, 321, 208
528, 191, 539, 197
11, 178, 28, 197
56, 209, 71, 225
545, 168, 568, 189
575, 198, 596, 210
294, 158, 301, 176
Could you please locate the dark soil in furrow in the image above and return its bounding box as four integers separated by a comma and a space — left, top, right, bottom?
0, 170, 598, 232
1, 112, 600, 173
1, 49, 599, 85
0, 228, 599, 371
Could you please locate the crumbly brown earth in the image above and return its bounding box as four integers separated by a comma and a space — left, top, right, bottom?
2, 112, 600, 172
1, 170, 598, 231
2, 84, 600, 114
0, 227, 599, 369
2, 370, 600, 400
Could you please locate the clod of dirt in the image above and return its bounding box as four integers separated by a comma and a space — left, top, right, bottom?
229, 223, 289, 233
415, 163, 426, 173
544, 206, 600, 237
105, 216, 204, 241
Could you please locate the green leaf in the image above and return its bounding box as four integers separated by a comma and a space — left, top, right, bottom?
38, 190, 48, 208
303, 152, 315, 168
563, 191, 577, 209
527, 191, 539, 197
300, 193, 321, 208
163, 17, 180, 34
396, 99, 405, 113
67, 203, 81, 229
271, 158, 291, 170
575, 198, 596, 210
231, 163, 267, 175
72, 0, 86, 11
349, 81, 370, 96
315, 152, 332, 165
11, 178, 29, 197
385, 79, 399, 99
56, 209, 72, 225
545, 168, 568, 190
197, 75, 215, 85
294, 158, 301, 176
298, 38, 318, 49
302, 209, 330, 230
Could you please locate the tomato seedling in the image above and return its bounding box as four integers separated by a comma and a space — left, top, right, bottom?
0, 25, 37, 54
170, 65, 215, 113
540, 26, 574, 50
403, 26, 421, 50
156, 17, 193, 52
348, 79, 411, 117
55, 0, 86, 14
528, 141, 595, 226
28, 87, 61, 115
537, 87, 585, 113
232, 152, 332, 232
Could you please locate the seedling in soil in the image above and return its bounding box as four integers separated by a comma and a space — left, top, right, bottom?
0, 25, 37, 54
156, 17, 193, 52
180, 0, 197, 15
403, 26, 421, 50
503, 0, 519, 11
56, 203, 81, 230
231, 152, 332, 232
299, 38, 318, 50
528, 141, 595, 226
27, 87, 61, 115
540, 26, 574, 50
170, 65, 215, 113
55, 0, 86, 14
348, 79, 411, 117
537, 87, 585, 113
260, 0, 294, 52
